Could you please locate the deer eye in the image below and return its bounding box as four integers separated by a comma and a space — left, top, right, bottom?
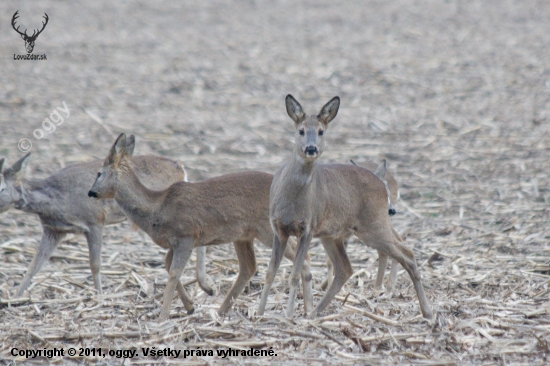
299, 129, 305, 136
318, 130, 324, 136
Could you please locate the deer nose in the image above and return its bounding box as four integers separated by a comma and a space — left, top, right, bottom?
88, 190, 98, 198
304, 146, 318, 156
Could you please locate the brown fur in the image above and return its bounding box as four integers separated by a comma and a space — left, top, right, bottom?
321, 159, 400, 292
89, 134, 313, 320
0, 152, 190, 297
258, 95, 432, 319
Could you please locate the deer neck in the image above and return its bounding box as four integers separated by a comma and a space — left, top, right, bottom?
288, 149, 318, 187
113, 167, 162, 230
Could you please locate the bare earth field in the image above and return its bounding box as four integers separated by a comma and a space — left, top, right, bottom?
1, 0, 549, 364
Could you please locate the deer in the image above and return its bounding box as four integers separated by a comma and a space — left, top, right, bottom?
257, 95, 433, 320
88, 134, 314, 321
0, 153, 215, 303
321, 159, 401, 292
11, 11, 48, 54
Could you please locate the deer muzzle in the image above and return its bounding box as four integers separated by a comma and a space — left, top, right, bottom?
87, 190, 98, 198
304, 146, 318, 157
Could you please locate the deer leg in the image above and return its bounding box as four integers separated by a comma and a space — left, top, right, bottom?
362, 228, 433, 319
387, 227, 403, 291
258, 233, 289, 316
85, 225, 104, 295
258, 232, 313, 314
320, 257, 333, 291
285, 231, 313, 319
375, 251, 389, 289
16, 227, 65, 297
195, 246, 215, 296
284, 237, 313, 315
388, 258, 398, 291
160, 244, 195, 320
321, 239, 348, 291
218, 239, 256, 315
310, 237, 353, 318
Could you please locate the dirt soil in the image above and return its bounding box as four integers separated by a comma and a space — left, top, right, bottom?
1, 0, 549, 365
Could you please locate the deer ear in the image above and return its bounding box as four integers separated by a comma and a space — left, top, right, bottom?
107, 133, 126, 165
20, 34, 26, 40
5, 153, 31, 180
113, 133, 127, 155
123, 135, 136, 157
374, 159, 387, 179
286, 95, 305, 124
0, 158, 5, 173
318, 96, 340, 124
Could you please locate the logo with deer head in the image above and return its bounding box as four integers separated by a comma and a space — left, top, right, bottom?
11, 10, 49, 54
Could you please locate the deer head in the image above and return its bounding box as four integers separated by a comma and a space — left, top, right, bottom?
0, 153, 31, 213
12, 11, 49, 54
88, 134, 136, 199
285, 94, 340, 162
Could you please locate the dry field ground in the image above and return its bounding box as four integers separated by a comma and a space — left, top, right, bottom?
1, 0, 549, 365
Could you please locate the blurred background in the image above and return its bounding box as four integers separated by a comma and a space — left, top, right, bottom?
1, 0, 549, 362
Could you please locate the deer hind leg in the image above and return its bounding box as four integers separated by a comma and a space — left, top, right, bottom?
388, 258, 398, 291
387, 227, 403, 291
258, 232, 289, 316
320, 258, 333, 291
164, 247, 194, 316
85, 225, 104, 295
375, 251, 389, 289
321, 240, 349, 291
16, 227, 66, 297
310, 237, 353, 319
358, 227, 433, 319
374, 252, 399, 291
285, 231, 313, 318
218, 239, 256, 315
195, 246, 215, 296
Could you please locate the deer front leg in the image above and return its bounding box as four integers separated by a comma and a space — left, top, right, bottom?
283, 237, 313, 314
310, 237, 352, 318
218, 240, 256, 315
16, 227, 65, 297
195, 246, 215, 296
164, 248, 194, 314
258, 233, 289, 316
160, 240, 194, 321
285, 231, 313, 319
85, 225, 104, 295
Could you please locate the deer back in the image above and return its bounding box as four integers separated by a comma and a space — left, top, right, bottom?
19, 156, 184, 232
149, 171, 273, 247
355, 161, 399, 203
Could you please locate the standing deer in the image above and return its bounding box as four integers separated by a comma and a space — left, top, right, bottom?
88, 134, 313, 320
0, 153, 214, 302
257, 95, 433, 319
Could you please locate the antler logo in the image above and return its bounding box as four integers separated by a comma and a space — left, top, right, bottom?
12, 10, 49, 54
